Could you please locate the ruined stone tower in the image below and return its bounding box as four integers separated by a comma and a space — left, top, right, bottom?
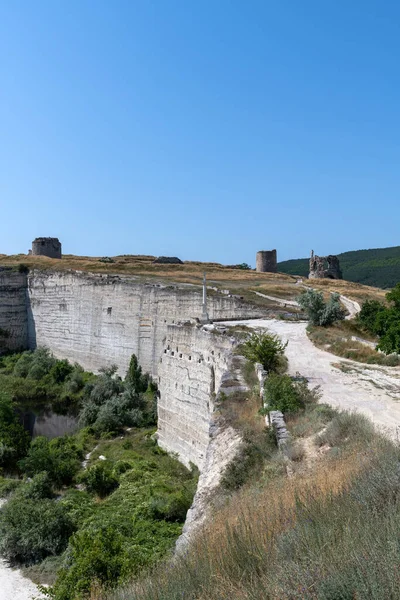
31, 237, 62, 259
256, 250, 277, 273
309, 250, 342, 280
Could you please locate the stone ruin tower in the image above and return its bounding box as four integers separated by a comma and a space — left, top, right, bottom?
309, 250, 342, 280
256, 249, 277, 273
31, 237, 62, 259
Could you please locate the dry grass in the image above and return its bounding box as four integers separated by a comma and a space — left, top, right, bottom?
302, 277, 388, 303
307, 321, 400, 366
0, 254, 386, 306
106, 413, 385, 600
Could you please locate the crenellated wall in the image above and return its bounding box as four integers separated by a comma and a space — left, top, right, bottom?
157, 323, 241, 469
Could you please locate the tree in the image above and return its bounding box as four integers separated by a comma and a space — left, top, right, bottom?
298, 289, 346, 326
242, 331, 287, 373
357, 299, 386, 334
386, 283, 400, 311
125, 354, 148, 393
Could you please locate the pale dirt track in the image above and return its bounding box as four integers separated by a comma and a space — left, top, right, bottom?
222, 319, 400, 439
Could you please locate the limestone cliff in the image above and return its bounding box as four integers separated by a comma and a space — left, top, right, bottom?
26, 270, 266, 377
0, 269, 28, 352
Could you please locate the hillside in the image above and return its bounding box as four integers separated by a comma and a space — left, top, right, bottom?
278, 246, 400, 288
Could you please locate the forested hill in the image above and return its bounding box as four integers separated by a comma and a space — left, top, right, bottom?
278, 246, 400, 289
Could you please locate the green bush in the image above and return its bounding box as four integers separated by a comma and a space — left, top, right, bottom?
357, 299, 386, 334
51, 526, 130, 600
357, 284, 400, 355
0, 495, 74, 564
242, 331, 287, 373
19, 436, 82, 487
80, 462, 119, 498
79, 355, 157, 434
149, 489, 192, 522
298, 289, 346, 326
0, 393, 30, 471
265, 373, 304, 413
0, 477, 22, 497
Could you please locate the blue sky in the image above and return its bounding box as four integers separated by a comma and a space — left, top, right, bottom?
1, 1, 399, 266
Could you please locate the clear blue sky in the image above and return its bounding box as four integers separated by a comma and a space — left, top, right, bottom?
1, 1, 399, 266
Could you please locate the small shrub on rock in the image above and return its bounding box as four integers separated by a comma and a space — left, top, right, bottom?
242, 331, 287, 373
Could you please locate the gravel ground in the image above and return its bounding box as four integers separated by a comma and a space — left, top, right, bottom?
221, 318, 400, 439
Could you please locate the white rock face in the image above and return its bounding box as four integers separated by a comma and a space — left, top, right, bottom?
26, 271, 266, 377
0, 270, 28, 351
157, 323, 238, 469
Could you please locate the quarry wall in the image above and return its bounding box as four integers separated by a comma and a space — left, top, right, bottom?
157, 323, 244, 469
26, 270, 265, 378
0, 269, 28, 352
0, 269, 265, 475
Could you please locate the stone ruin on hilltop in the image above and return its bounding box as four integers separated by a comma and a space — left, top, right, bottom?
31, 237, 62, 259
309, 250, 342, 280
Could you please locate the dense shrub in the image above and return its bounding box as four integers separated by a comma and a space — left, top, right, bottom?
298, 289, 346, 326
357, 299, 386, 334
265, 374, 300, 413
21, 472, 54, 500
80, 462, 119, 498
242, 331, 287, 373
19, 436, 82, 487
0, 393, 30, 470
0, 495, 74, 564
149, 489, 192, 522
79, 355, 157, 434
52, 526, 131, 600
357, 283, 400, 354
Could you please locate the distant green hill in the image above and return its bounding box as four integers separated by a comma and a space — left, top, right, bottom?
278, 246, 400, 289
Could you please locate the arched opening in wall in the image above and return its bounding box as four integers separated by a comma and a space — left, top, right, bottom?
107, 307, 112, 316
210, 366, 215, 395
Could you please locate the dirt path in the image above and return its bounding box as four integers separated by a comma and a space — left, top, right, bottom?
252, 291, 361, 320
221, 319, 400, 439
0, 500, 44, 600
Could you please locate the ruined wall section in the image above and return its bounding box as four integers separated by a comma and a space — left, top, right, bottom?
157, 324, 239, 469
0, 269, 28, 353
27, 271, 266, 377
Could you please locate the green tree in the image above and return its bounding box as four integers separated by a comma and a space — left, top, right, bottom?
298, 289, 346, 326
242, 331, 287, 373
357, 299, 386, 334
